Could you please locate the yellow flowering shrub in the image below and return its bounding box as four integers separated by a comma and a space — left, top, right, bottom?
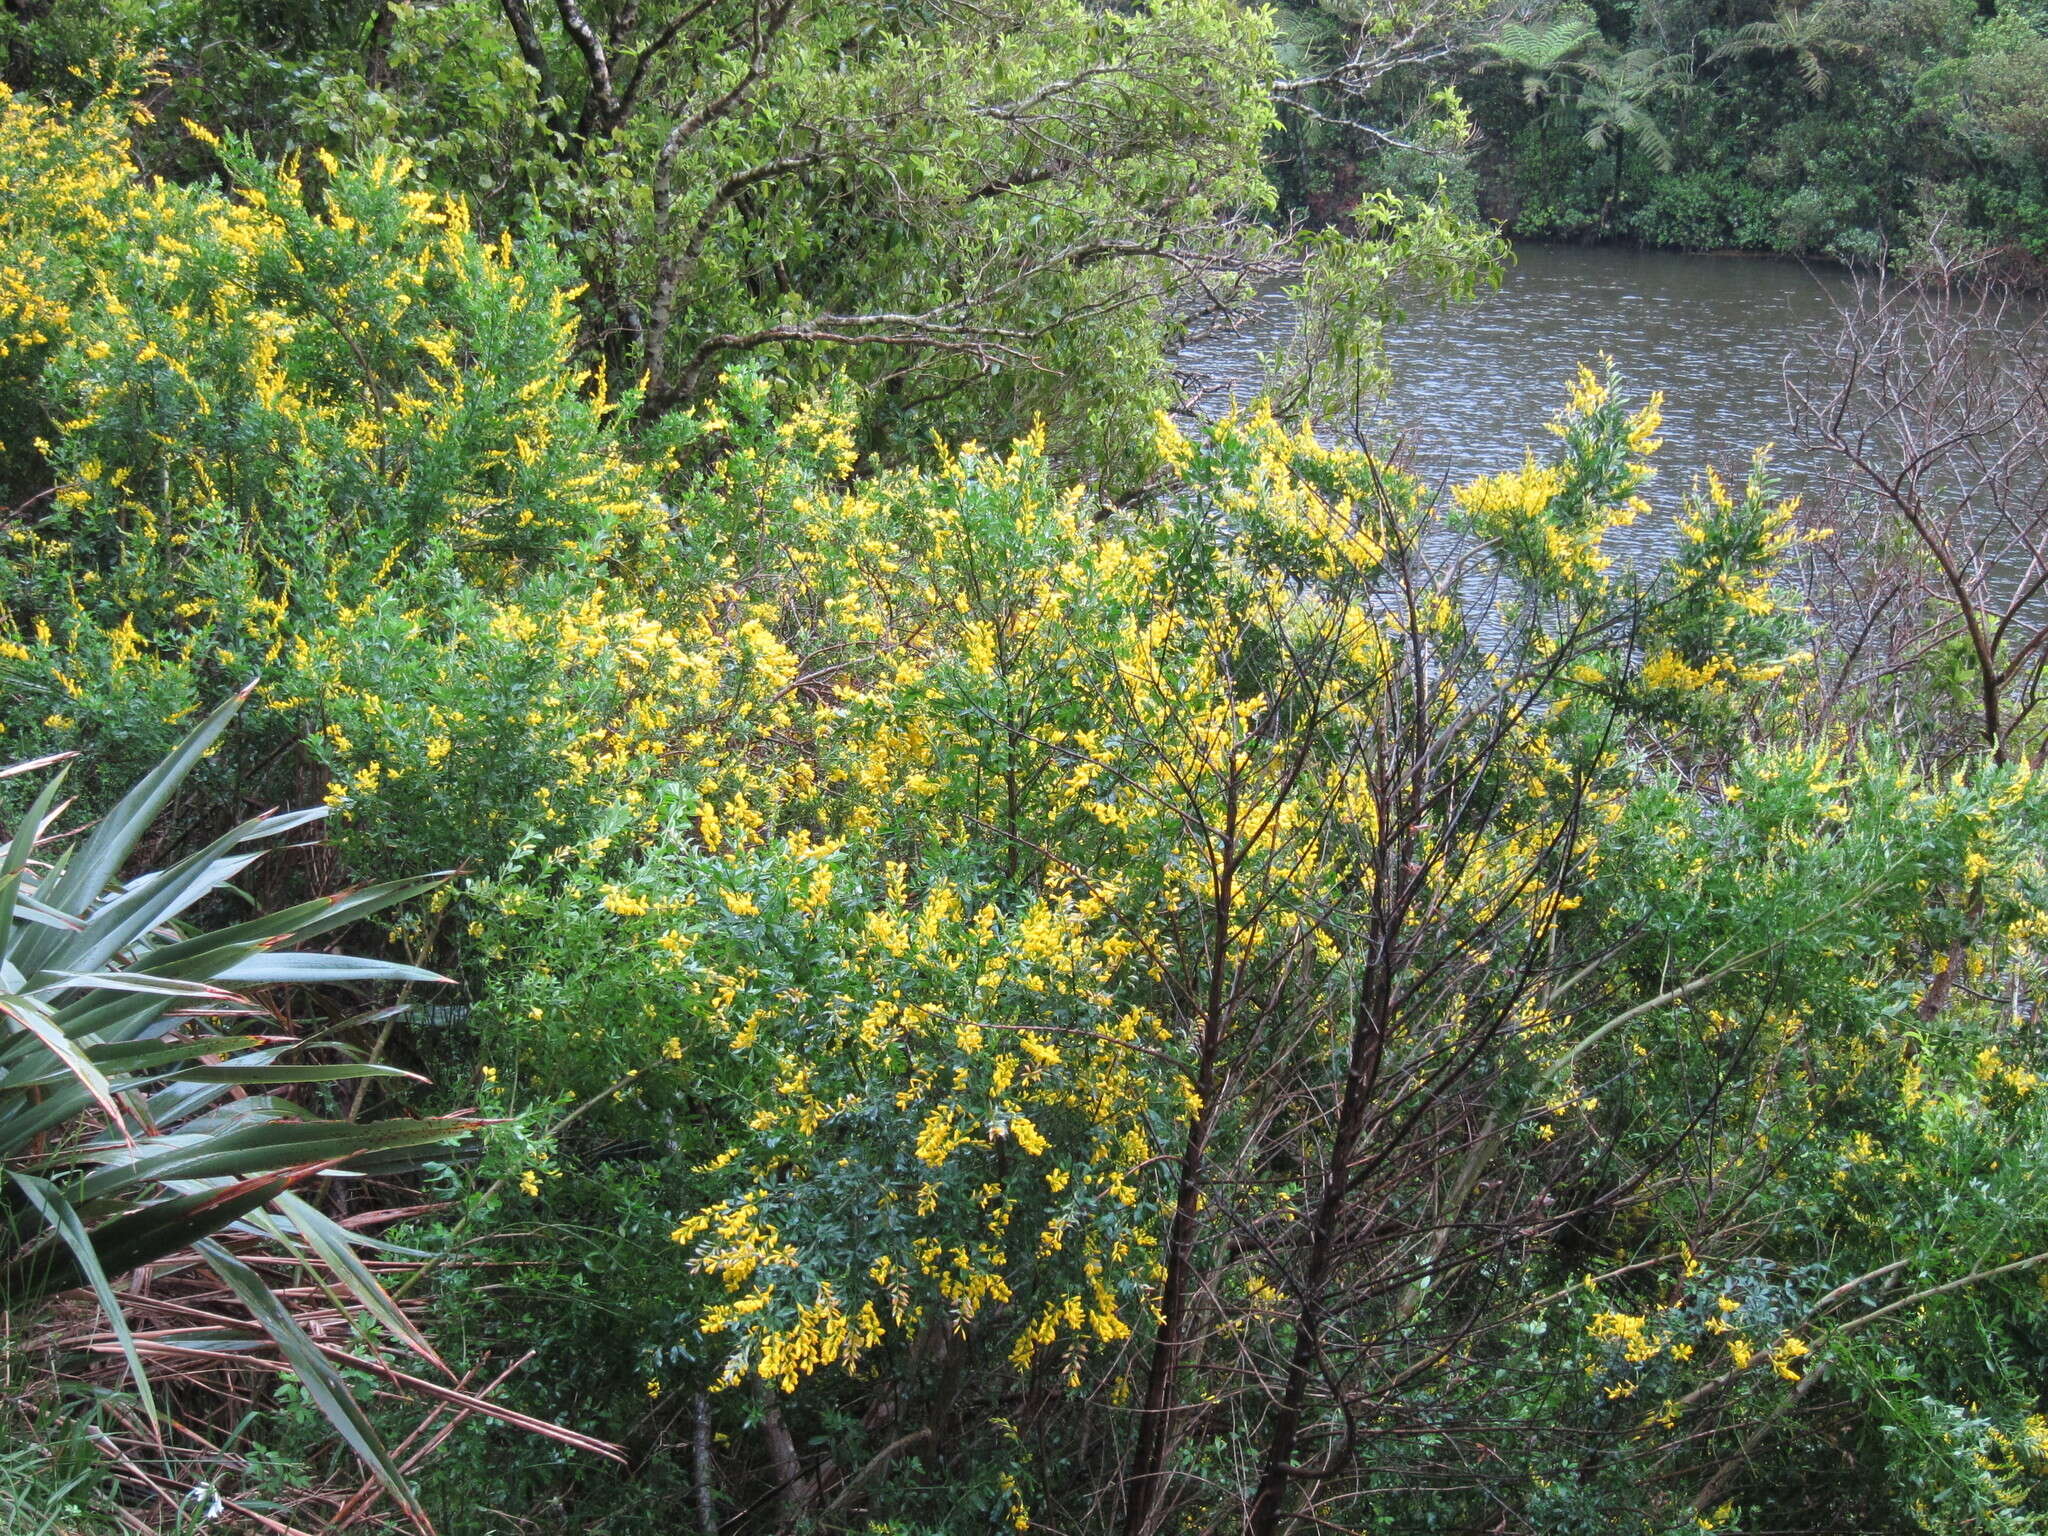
450, 368, 1687, 1471
10, 87, 2048, 1534
0, 79, 135, 489
0, 93, 709, 862
1452, 362, 1659, 595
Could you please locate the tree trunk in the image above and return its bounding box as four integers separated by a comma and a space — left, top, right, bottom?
1123, 794, 1242, 1536
1245, 964, 1391, 1536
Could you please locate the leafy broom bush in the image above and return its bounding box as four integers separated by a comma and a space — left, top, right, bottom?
6, 59, 2048, 1536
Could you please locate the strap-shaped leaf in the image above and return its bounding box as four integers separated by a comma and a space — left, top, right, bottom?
1, 1170, 301, 1304
46, 1172, 301, 1288
113, 873, 449, 978
0, 1087, 105, 1155
48, 876, 456, 1036
0, 993, 125, 1133
0, 765, 71, 880
5, 891, 84, 931
7, 1172, 158, 1426
135, 898, 345, 961
0, 869, 31, 972
0, 1034, 267, 1093
131, 1057, 295, 1135
0, 1045, 396, 1126
265, 1193, 444, 1368
14, 831, 243, 987
34, 971, 243, 1001
0, 750, 76, 781
73, 1116, 474, 1205
228, 805, 330, 843
18, 845, 268, 991
25, 802, 336, 986
39, 686, 251, 919
162, 1096, 314, 1149
0, 1035, 276, 1150
0, 870, 23, 988
177, 1062, 424, 1085
0, 711, 471, 1507
50, 959, 267, 1045
196, 1239, 424, 1522
267, 873, 452, 946
215, 953, 449, 986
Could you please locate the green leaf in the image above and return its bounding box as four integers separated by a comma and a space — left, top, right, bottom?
268, 1192, 444, 1367
1, 1171, 302, 1305
21, 835, 267, 988
127, 873, 449, 975
8, 1172, 157, 1426
40, 686, 251, 919
61, 1173, 300, 1283
0, 992, 125, 1130
0, 764, 71, 877
214, 954, 449, 986
72, 1116, 474, 1205
0, 1034, 267, 1093
197, 1238, 422, 1520
35, 971, 242, 1001
176, 1062, 424, 1085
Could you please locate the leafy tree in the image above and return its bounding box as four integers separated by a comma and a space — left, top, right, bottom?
0, 0, 1504, 482
1916, 11, 2048, 159
1710, 2, 1871, 96
1480, 9, 1604, 105
1461, 0, 2048, 257
1575, 45, 1692, 220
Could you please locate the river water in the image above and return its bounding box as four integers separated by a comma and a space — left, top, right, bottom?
1186, 244, 1855, 560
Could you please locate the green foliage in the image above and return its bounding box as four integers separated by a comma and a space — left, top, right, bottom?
1281, 189, 1507, 413
1712, 4, 1871, 98
0, 1400, 127, 1536
1461, 0, 2048, 261
1483, 11, 1605, 104
0, 0, 1310, 481
1526, 748, 2048, 1529
0, 98, 698, 881
1917, 13, 2048, 161
373, 358, 1863, 1531
0, 691, 469, 1517
6, 14, 2048, 1536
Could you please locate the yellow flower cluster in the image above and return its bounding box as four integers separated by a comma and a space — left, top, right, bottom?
0, 83, 133, 377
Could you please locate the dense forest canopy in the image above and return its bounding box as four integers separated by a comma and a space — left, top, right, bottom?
1277, 0, 2048, 263
1, 4, 2047, 1535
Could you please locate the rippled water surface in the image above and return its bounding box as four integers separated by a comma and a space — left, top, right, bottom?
1186, 244, 1855, 555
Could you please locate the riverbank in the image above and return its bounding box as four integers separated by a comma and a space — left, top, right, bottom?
1484, 225, 2048, 288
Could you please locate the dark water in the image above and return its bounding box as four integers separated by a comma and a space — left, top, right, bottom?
1185, 244, 1854, 555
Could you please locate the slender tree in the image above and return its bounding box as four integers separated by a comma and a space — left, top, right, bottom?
1575, 46, 1690, 224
